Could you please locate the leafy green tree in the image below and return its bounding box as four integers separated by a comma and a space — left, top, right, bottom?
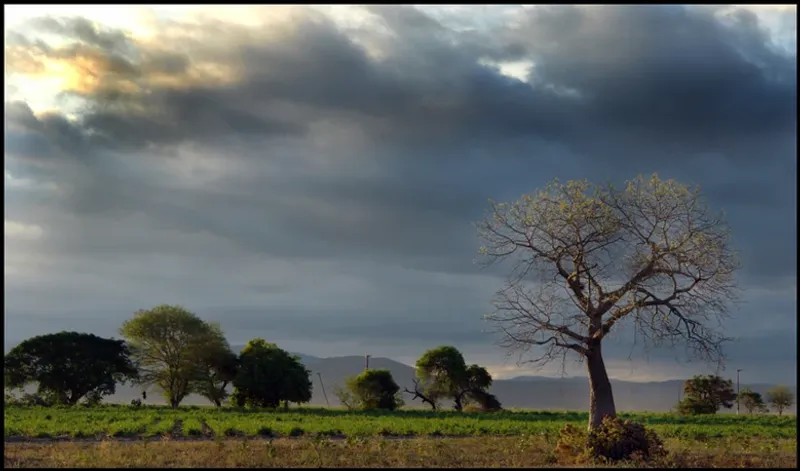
477, 175, 739, 429
676, 375, 736, 415
766, 385, 794, 416
737, 388, 767, 414
344, 369, 402, 411
4, 332, 138, 406
414, 346, 494, 411
231, 339, 312, 408
675, 396, 717, 415
120, 305, 220, 408
190, 324, 238, 407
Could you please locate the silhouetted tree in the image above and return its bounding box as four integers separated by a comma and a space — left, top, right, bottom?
191, 324, 238, 407
231, 339, 312, 408
4, 331, 138, 406
477, 175, 740, 429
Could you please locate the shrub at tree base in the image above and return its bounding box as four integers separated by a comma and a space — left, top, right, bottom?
555, 417, 666, 465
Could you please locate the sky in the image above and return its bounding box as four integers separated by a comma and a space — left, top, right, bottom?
4, 4, 797, 384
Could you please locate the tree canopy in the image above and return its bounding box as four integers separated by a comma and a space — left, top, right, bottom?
231, 338, 312, 408
190, 323, 238, 407
344, 368, 402, 411
120, 304, 222, 408
737, 388, 767, 415
412, 345, 496, 412
677, 375, 736, 415
4, 332, 138, 406
765, 385, 794, 416
477, 174, 739, 428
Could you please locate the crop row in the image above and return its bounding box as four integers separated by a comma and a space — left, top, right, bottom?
4, 406, 796, 440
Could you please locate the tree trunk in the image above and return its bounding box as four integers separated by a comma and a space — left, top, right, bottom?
453, 393, 464, 412
587, 342, 616, 430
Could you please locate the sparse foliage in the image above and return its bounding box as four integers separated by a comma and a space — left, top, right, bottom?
677, 375, 736, 415
344, 369, 402, 411
477, 174, 740, 428
414, 346, 495, 412
231, 338, 312, 408
766, 386, 794, 416
738, 388, 767, 414
403, 378, 440, 410
4, 332, 138, 406
120, 305, 220, 408
586, 417, 666, 463
332, 384, 360, 410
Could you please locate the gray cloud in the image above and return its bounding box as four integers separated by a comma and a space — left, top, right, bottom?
4, 5, 796, 383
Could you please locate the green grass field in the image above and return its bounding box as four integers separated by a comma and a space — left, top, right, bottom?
4, 405, 796, 441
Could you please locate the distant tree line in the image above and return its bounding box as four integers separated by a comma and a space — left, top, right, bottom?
3, 304, 794, 416
3, 305, 500, 412
675, 375, 794, 416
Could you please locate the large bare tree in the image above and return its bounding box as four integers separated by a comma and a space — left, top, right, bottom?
476, 174, 740, 429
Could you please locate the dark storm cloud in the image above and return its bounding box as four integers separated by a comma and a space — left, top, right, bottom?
504, 5, 796, 154
5, 5, 794, 273
4, 5, 796, 381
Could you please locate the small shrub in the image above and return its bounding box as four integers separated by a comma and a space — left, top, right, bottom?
82, 390, 104, 408
554, 424, 587, 465
555, 417, 666, 465
288, 427, 305, 437
586, 416, 667, 463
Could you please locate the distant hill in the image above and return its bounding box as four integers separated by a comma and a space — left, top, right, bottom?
50, 353, 792, 414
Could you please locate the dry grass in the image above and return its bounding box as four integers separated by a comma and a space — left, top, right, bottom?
4, 436, 796, 468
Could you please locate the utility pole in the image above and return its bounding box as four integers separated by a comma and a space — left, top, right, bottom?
317, 372, 330, 407
365, 354, 371, 371
736, 369, 742, 415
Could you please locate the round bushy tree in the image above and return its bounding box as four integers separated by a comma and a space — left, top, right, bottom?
120, 305, 224, 408
414, 346, 493, 411
4, 331, 138, 406
231, 339, 312, 408
345, 369, 402, 411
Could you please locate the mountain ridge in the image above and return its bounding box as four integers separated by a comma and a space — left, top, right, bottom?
73, 351, 796, 413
